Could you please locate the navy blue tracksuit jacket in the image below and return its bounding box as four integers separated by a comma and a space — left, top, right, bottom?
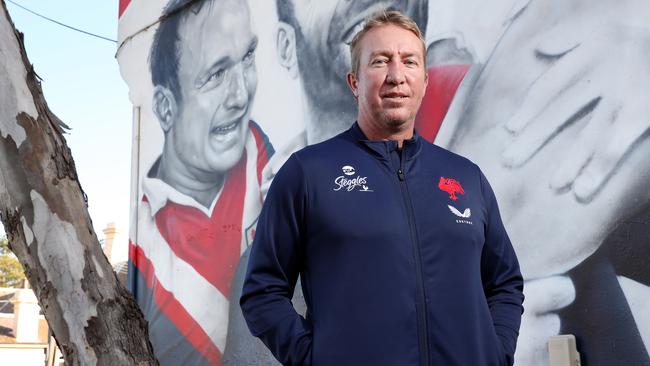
241, 123, 524, 366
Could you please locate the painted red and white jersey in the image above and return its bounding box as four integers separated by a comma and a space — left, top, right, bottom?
128, 122, 272, 365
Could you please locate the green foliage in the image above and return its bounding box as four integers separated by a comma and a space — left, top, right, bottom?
0, 237, 9, 254
0, 237, 26, 288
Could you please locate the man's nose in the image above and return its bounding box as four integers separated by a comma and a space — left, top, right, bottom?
386, 61, 405, 85
224, 63, 248, 110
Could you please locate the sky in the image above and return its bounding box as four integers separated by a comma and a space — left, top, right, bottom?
4, 0, 132, 241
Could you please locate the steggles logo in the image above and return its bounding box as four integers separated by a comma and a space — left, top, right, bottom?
342, 165, 355, 176
333, 165, 373, 192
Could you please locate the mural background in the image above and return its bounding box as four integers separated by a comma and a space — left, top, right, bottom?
117, 0, 650, 365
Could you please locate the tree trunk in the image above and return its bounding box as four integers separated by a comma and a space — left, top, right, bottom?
0, 1, 157, 365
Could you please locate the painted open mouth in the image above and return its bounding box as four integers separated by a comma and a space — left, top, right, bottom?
211, 119, 240, 135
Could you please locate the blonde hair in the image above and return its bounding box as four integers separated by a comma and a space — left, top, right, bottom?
349, 9, 427, 76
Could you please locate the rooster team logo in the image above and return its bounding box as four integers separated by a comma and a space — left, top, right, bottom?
438, 177, 465, 200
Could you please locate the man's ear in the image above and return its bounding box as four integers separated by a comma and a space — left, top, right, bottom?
346, 72, 359, 100
152, 85, 177, 133
276, 21, 299, 79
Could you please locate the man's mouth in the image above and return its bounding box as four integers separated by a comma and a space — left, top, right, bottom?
382, 92, 409, 99
211, 119, 241, 135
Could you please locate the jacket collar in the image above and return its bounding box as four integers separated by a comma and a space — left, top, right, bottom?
348, 121, 422, 161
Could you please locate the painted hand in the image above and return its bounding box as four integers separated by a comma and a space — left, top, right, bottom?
500, 24, 650, 203
515, 275, 575, 365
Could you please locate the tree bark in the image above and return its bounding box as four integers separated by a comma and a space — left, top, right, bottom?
0, 1, 157, 365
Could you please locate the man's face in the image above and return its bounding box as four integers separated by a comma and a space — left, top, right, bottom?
171, 0, 257, 177
351, 24, 428, 130
290, 0, 428, 114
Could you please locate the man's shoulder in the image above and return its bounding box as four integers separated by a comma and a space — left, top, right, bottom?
422, 140, 479, 171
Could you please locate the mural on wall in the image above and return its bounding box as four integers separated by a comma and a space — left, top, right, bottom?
125, 0, 274, 364
435, 0, 650, 365
117, 0, 650, 365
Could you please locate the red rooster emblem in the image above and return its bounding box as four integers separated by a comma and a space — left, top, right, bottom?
438, 177, 464, 201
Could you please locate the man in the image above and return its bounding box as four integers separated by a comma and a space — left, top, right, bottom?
259, 0, 432, 328
241, 10, 524, 366
127, 0, 274, 364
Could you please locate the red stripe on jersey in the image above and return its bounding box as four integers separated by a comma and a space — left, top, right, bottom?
118, 0, 131, 18
415, 64, 471, 143
153, 153, 247, 298
249, 121, 272, 187
128, 241, 223, 365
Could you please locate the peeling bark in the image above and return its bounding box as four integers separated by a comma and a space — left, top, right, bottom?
0, 1, 157, 365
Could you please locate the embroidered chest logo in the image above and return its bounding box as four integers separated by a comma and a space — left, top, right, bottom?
448, 205, 471, 218
438, 177, 465, 200
334, 165, 374, 192
439, 177, 472, 225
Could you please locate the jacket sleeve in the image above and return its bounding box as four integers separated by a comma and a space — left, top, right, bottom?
478, 169, 525, 366
240, 154, 312, 366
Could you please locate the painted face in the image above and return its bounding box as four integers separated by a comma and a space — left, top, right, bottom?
290, 0, 428, 126
351, 24, 428, 130
171, 0, 257, 177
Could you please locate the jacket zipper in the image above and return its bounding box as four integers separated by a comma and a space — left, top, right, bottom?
396, 147, 430, 366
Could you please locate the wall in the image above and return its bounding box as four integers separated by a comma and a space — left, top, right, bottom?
0, 344, 48, 366
116, 0, 650, 365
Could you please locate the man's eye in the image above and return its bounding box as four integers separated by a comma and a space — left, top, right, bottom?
205, 69, 225, 87
243, 49, 256, 65
372, 59, 388, 65
404, 59, 417, 66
